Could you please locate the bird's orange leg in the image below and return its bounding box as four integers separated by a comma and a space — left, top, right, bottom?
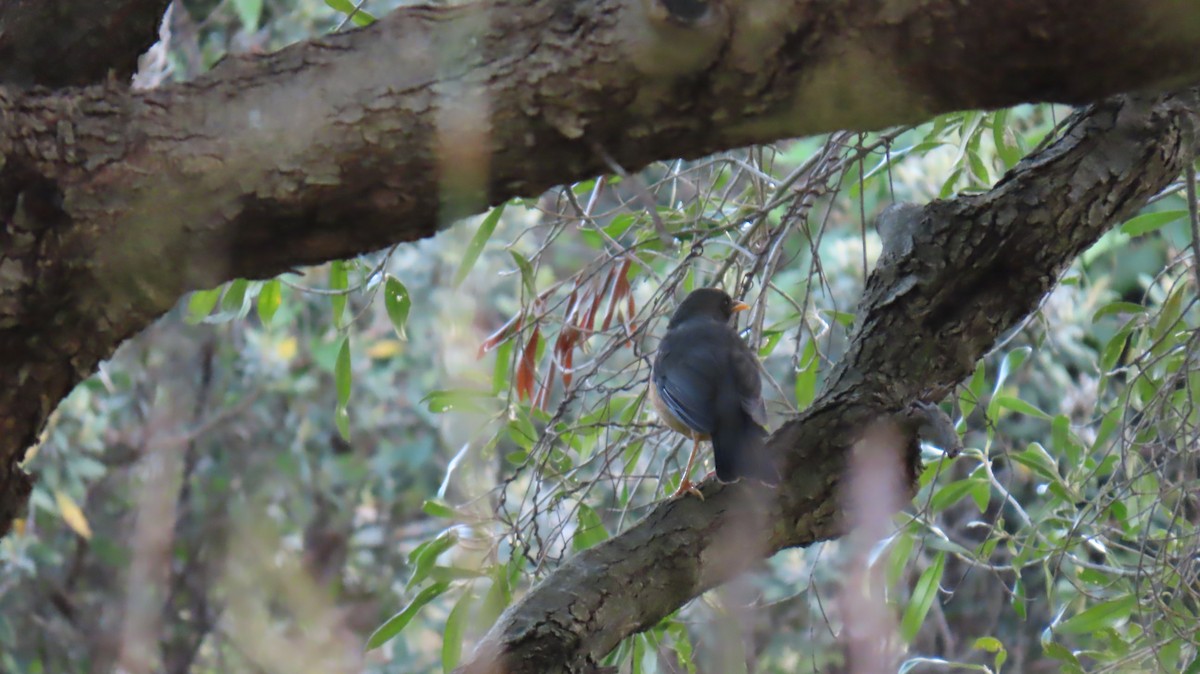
671, 438, 705, 500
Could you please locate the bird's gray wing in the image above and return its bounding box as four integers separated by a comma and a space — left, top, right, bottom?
730, 340, 768, 429
652, 335, 719, 435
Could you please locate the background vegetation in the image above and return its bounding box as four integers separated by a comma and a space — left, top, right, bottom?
2, 1, 1198, 672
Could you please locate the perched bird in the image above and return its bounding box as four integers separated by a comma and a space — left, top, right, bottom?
651, 288, 779, 497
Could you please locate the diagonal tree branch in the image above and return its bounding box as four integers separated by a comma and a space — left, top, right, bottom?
455, 91, 1197, 674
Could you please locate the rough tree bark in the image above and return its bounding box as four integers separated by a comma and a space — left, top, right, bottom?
1, 0, 1199, 669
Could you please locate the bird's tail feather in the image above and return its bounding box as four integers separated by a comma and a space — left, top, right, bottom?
713, 422, 779, 485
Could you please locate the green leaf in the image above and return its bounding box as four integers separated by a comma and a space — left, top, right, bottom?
758, 329, 784, 358
974, 636, 1002, 653
1042, 642, 1084, 671
1091, 301, 1145, 323
509, 250, 537, 297
334, 406, 350, 442
823, 309, 856, 328
383, 276, 412, 339
455, 204, 506, 287
422, 389, 496, 414
1120, 209, 1186, 237
324, 0, 376, 25
442, 590, 474, 672
491, 339, 514, 395
887, 531, 915, 589
1152, 280, 1187, 343
959, 359, 986, 421
476, 565, 513, 632
221, 279, 249, 315
930, 479, 982, 513
1011, 442, 1060, 482
969, 478, 990, 513
407, 530, 458, 590
1012, 578, 1026, 620
1056, 595, 1136, 634
422, 499, 456, 519
329, 260, 348, 327
794, 340, 819, 408
993, 394, 1051, 420
900, 552, 945, 641
365, 582, 450, 650
992, 110, 1021, 168
257, 279, 282, 324
231, 0, 263, 30
507, 414, 538, 450
994, 347, 1031, 396
186, 287, 222, 324
573, 504, 609, 551
335, 336, 352, 408
1100, 321, 1134, 372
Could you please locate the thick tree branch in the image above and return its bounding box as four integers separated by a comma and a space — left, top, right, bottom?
455, 92, 1197, 674
0, 0, 170, 88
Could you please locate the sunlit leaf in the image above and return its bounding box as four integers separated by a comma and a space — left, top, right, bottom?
221, 279, 249, 316
993, 394, 1051, 420
407, 530, 458, 590
1010, 442, 1060, 482
1056, 595, 1136, 634
231, 0, 263, 30
257, 279, 282, 324
55, 491, 92, 540
930, 478, 983, 513
573, 504, 609, 551
422, 499, 456, 519
422, 389, 496, 414
455, 204, 506, 287
900, 552, 944, 641
384, 276, 412, 340
476, 565, 513, 632
329, 261, 348, 326
186, 287, 222, 324
1119, 209, 1185, 237
324, 0, 376, 25
365, 582, 450, 650
794, 340, 819, 408
335, 336, 351, 407
1091, 301, 1145, 323
887, 531, 915, 589
366, 339, 403, 359
334, 406, 350, 442
510, 250, 537, 297
442, 589, 474, 672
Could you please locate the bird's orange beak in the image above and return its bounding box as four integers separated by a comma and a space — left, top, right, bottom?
732, 301, 750, 313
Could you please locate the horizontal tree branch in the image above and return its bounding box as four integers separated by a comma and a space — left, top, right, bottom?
455, 91, 1197, 673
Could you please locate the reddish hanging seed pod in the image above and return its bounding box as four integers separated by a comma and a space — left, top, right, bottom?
602, 259, 632, 331
478, 311, 523, 359
581, 269, 613, 334
515, 327, 540, 401
560, 289, 581, 343
561, 348, 575, 390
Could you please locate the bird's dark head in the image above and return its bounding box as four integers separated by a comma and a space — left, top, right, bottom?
668, 288, 749, 327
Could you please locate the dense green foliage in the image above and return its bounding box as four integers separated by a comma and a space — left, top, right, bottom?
2, 2, 1199, 673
